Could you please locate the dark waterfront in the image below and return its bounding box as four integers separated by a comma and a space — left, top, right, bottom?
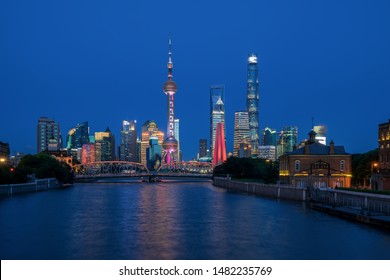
1, 181, 390, 260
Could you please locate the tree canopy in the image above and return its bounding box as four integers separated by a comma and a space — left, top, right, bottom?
351, 149, 378, 187
213, 157, 279, 184
0, 153, 74, 184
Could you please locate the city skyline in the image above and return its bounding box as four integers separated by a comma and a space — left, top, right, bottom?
1, 0, 390, 160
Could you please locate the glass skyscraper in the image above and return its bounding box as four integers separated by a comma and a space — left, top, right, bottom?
277, 126, 298, 157
66, 121, 89, 150
262, 127, 277, 146
119, 120, 138, 162
199, 139, 207, 159
210, 85, 225, 158
246, 54, 260, 156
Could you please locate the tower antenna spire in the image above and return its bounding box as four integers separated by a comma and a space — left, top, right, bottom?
168, 33, 172, 64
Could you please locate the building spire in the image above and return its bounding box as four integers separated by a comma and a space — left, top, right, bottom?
167, 34, 173, 80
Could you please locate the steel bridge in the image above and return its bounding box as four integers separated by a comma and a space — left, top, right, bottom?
73, 161, 213, 181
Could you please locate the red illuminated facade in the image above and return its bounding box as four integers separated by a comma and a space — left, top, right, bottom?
213, 122, 227, 166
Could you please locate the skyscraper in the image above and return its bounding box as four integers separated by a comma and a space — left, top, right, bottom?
95, 127, 115, 161
261, 127, 277, 146
162, 36, 178, 165
199, 139, 207, 158
141, 120, 164, 166
210, 85, 225, 158
246, 54, 260, 156
66, 121, 90, 150
146, 137, 163, 171
37, 117, 62, 153
277, 126, 298, 158
233, 111, 250, 157
313, 125, 327, 145
174, 118, 181, 162
119, 120, 138, 162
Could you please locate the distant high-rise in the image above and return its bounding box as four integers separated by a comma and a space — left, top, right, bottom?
313, 125, 327, 145
162, 36, 178, 165
119, 120, 138, 162
95, 127, 115, 161
233, 111, 250, 157
141, 120, 164, 166
0, 141, 10, 165
213, 122, 227, 166
210, 85, 225, 158
277, 126, 298, 158
66, 121, 89, 150
37, 117, 62, 153
246, 54, 260, 156
174, 119, 181, 162
262, 127, 277, 146
146, 137, 163, 171
81, 143, 96, 164
199, 139, 207, 158
258, 145, 276, 161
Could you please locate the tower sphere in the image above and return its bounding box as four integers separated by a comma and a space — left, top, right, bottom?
163, 80, 177, 94
162, 135, 178, 150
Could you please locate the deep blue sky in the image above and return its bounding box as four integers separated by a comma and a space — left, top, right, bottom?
1, 0, 390, 160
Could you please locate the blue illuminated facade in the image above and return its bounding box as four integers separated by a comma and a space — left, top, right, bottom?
246, 54, 259, 156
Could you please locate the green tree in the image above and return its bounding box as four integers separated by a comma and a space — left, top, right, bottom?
16, 153, 74, 184
213, 157, 279, 183
351, 149, 378, 187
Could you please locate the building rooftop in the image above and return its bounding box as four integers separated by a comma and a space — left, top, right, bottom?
288, 142, 348, 155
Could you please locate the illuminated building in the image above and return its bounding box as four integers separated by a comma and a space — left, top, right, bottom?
213, 122, 226, 166
262, 127, 277, 146
119, 120, 138, 162
314, 125, 327, 145
210, 85, 225, 157
146, 137, 162, 171
66, 121, 89, 150
279, 130, 352, 188
258, 145, 276, 161
233, 111, 250, 157
199, 139, 207, 158
277, 126, 298, 158
0, 141, 10, 165
161, 37, 178, 165
376, 119, 390, 190
66, 121, 89, 161
95, 127, 115, 161
246, 54, 260, 156
37, 117, 62, 153
174, 119, 181, 162
141, 120, 164, 166
81, 143, 96, 164
238, 142, 251, 158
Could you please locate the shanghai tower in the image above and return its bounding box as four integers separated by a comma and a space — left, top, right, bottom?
162, 36, 178, 165
246, 53, 260, 156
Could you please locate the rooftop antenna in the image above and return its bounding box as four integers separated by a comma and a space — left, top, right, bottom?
311, 117, 314, 129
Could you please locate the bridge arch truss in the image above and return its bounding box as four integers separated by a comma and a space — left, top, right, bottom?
73, 161, 150, 177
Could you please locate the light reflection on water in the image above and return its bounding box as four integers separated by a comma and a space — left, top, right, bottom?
0, 181, 390, 260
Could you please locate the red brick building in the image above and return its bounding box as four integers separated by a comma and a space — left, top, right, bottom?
377, 119, 390, 190
279, 130, 352, 188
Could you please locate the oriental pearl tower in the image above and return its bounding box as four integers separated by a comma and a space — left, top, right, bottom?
162, 36, 178, 165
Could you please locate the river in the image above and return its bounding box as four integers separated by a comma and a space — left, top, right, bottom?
0, 181, 389, 259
